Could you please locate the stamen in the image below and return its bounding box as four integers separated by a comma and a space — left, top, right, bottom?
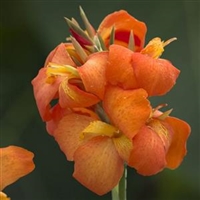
163, 37, 177, 47
158, 109, 173, 120
45, 62, 80, 84
141, 37, 177, 59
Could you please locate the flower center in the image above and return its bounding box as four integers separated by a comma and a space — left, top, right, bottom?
80, 121, 122, 141
45, 62, 80, 84
140, 37, 177, 59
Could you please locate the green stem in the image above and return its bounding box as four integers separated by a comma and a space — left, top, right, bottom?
111, 165, 127, 200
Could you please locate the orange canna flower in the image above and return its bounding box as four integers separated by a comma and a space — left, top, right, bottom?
31, 7, 191, 197
50, 84, 190, 195
103, 86, 190, 175
32, 43, 108, 121
106, 38, 180, 96
0, 146, 35, 191
128, 108, 191, 175
49, 86, 150, 195
52, 111, 131, 195
97, 10, 147, 51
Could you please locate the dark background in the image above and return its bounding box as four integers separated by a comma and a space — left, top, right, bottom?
1, 0, 199, 200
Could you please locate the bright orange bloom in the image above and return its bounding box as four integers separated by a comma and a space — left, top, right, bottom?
128, 110, 190, 175
32, 8, 191, 197
0, 146, 35, 191
97, 10, 147, 51
51, 87, 150, 195
49, 84, 190, 195
32, 43, 108, 121
106, 39, 180, 96
103, 86, 190, 175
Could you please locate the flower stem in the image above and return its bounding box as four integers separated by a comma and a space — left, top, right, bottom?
111, 165, 127, 200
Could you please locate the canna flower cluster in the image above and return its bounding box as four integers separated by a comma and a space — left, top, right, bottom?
32, 7, 191, 195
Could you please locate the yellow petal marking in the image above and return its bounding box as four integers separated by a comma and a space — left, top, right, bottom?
80, 121, 120, 140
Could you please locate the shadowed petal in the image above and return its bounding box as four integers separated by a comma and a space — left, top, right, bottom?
31, 67, 64, 121
97, 10, 147, 51
77, 52, 108, 99
0, 146, 35, 191
103, 86, 151, 139
73, 136, 124, 195
106, 45, 138, 89
132, 53, 180, 96
54, 113, 95, 161
128, 126, 166, 175
165, 117, 191, 169
113, 134, 133, 162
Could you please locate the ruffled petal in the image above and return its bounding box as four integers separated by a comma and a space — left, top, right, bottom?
73, 136, 124, 195
103, 86, 151, 139
54, 113, 95, 161
128, 126, 167, 175
0, 146, 35, 191
31, 67, 64, 121
97, 10, 147, 51
165, 116, 191, 169
77, 52, 108, 99
106, 45, 138, 89
59, 75, 100, 108
132, 53, 180, 96
44, 43, 75, 67
46, 104, 99, 136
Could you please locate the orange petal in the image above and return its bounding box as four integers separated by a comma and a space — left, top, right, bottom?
44, 43, 75, 67
165, 116, 191, 169
31, 67, 64, 121
73, 136, 124, 195
132, 53, 180, 96
54, 113, 95, 161
128, 126, 167, 175
0, 146, 35, 191
106, 45, 138, 89
59, 75, 100, 108
103, 86, 151, 139
77, 52, 108, 99
97, 10, 147, 51
148, 119, 173, 152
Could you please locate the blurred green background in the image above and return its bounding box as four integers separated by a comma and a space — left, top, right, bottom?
1, 0, 199, 200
